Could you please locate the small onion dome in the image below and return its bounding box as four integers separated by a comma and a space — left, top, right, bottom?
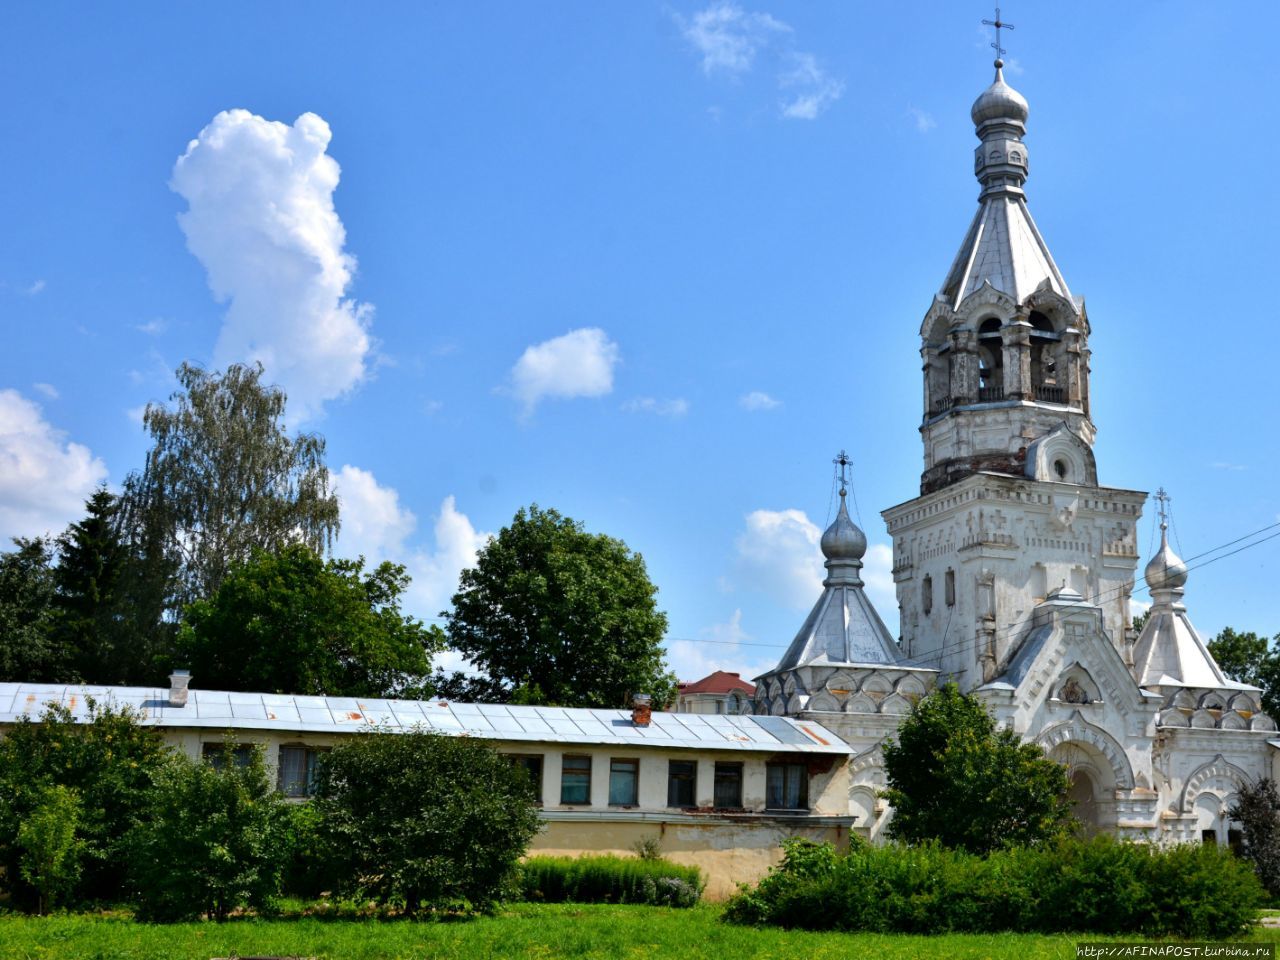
971, 63, 1029, 127
1144, 528, 1188, 591
821, 492, 867, 561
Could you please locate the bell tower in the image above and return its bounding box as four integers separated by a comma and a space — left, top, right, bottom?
882, 56, 1146, 692
920, 59, 1094, 495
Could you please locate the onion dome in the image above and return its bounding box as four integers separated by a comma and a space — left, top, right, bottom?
1144, 523, 1189, 592
821, 491, 867, 561
970, 61, 1029, 127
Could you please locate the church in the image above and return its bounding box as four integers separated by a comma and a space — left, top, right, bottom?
752, 53, 1277, 844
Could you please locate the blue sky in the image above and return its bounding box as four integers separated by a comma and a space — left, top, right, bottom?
2, 1, 1278, 683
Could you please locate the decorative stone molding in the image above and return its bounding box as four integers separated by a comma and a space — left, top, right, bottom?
1037, 711, 1136, 790
1179, 755, 1251, 815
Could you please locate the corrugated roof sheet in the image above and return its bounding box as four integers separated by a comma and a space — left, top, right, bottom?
0, 682, 851, 755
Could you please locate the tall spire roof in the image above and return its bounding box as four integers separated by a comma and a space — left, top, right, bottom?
770, 489, 903, 671
1132, 500, 1234, 689
939, 61, 1074, 310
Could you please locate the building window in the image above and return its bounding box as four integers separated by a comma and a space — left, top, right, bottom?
561, 754, 592, 805
505, 754, 544, 805
713, 762, 743, 809
608, 758, 639, 806
765, 762, 809, 810
202, 742, 254, 770
945, 569, 956, 607
278, 745, 329, 798
714, 700, 723, 714
667, 760, 696, 807
922, 575, 933, 614
1201, 829, 1217, 845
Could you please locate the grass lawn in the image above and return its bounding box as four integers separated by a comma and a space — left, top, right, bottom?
0, 903, 1273, 960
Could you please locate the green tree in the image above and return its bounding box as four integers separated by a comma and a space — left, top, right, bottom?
0, 538, 66, 682
120, 362, 339, 616
177, 544, 442, 697
129, 741, 287, 922
445, 505, 676, 708
0, 700, 170, 906
1229, 778, 1280, 898
882, 683, 1074, 854
312, 730, 541, 913
17, 785, 84, 914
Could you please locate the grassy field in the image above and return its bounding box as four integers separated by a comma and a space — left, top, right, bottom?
0, 903, 1273, 960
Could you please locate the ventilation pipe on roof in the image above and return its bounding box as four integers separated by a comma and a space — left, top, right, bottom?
168, 669, 191, 708
631, 693, 652, 727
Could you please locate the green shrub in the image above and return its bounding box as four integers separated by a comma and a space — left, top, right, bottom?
724, 835, 1263, 938
0, 700, 169, 909
17, 785, 85, 914
311, 729, 541, 915
519, 854, 704, 907
127, 741, 288, 922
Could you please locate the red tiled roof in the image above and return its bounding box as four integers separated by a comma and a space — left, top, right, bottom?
677, 670, 756, 696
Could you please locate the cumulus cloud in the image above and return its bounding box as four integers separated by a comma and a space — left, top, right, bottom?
666, 609, 776, 685
779, 52, 844, 120
623, 397, 689, 417
510, 327, 619, 417
171, 110, 373, 421
676, 1, 789, 76
0, 389, 108, 542
734, 507, 824, 609
739, 390, 780, 411
333, 465, 492, 621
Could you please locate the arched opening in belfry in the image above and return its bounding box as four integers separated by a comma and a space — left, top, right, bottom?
977, 317, 1003, 402
923, 318, 952, 416
1028, 311, 1063, 404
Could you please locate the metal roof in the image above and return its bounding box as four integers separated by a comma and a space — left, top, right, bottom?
0, 683, 851, 755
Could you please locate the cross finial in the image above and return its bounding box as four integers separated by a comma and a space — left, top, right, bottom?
833, 450, 852, 497
982, 6, 1015, 64
1154, 487, 1171, 531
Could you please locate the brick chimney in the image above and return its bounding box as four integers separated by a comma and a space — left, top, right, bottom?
631, 693, 652, 727
168, 669, 191, 708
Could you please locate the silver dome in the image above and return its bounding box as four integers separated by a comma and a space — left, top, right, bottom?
821, 492, 867, 561
1144, 528, 1188, 592
970, 64, 1029, 127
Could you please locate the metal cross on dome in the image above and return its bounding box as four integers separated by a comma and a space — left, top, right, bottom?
982, 7, 1016, 60
833, 450, 852, 496
1155, 487, 1171, 528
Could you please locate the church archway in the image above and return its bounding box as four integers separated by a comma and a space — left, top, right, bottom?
1067, 768, 1102, 836
1046, 737, 1119, 833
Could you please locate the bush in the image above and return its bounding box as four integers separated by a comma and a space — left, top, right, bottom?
0, 700, 169, 909
128, 741, 288, 922
1230, 778, 1280, 897
724, 835, 1262, 938
17, 785, 85, 914
519, 854, 703, 907
311, 729, 541, 914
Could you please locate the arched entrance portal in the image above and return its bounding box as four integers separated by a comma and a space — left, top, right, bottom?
1049, 740, 1119, 835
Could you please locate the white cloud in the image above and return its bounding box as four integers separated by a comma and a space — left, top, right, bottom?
25, 280, 46, 296
0, 390, 108, 542
739, 390, 780, 411
623, 396, 689, 417
171, 110, 373, 422
908, 105, 937, 133
779, 52, 844, 120
1210, 461, 1247, 472
666, 609, 777, 684
510, 327, 619, 417
862, 542, 900, 637
135, 318, 167, 336
333, 465, 492, 622
31, 383, 58, 400
676, 1, 790, 76
734, 507, 824, 609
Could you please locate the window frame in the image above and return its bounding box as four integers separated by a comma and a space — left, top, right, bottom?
608, 757, 640, 807
277, 744, 330, 798
201, 741, 254, 771
765, 761, 810, 811
560, 754, 593, 806
713, 761, 744, 810
667, 759, 697, 808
